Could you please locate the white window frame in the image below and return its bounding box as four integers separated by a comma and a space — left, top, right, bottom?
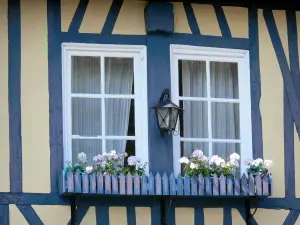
170, 45, 253, 175
62, 43, 149, 171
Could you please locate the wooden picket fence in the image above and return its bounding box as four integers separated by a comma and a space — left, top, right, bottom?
62, 171, 272, 196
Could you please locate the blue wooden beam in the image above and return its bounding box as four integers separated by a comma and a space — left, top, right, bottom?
127, 206, 136, 225
101, 0, 124, 34
236, 207, 258, 225
214, 5, 232, 38
283, 210, 300, 225
194, 207, 204, 225
67, 205, 89, 225
183, 3, 200, 34
17, 205, 43, 225
96, 206, 109, 225
68, 0, 89, 33
151, 200, 161, 225
223, 207, 232, 225
0, 205, 9, 225
8, 0, 22, 193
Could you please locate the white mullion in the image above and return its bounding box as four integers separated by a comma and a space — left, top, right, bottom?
100, 57, 106, 153
71, 135, 136, 140
206, 60, 213, 157
71, 93, 135, 99
178, 96, 240, 103
180, 137, 241, 143
67, 52, 73, 163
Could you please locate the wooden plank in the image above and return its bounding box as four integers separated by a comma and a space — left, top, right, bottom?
148, 173, 155, 195
112, 174, 118, 195
184, 173, 191, 196
155, 173, 162, 195
66, 171, 74, 193
269, 175, 273, 196
191, 176, 198, 196
205, 176, 212, 195
82, 173, 89, 193
263, 175, 269, 195
127, 173, 133, 195
162, 173, 169, 195
198, 174, 204, 196
119, 173, 126, 195
249, 174, 255, 196
219, 174, 226, 196
74, 170, 82, 193
234, 177, 240, 196
213, 174, 219, 196
105, 173, 111, 194
177, 173, 183, 196
97, 173, 104, 194
241, 174, 248, 196
134, 173, 141, 195
255, 175, 262, 195
141, 174, 148, 195
89, 173, 96, 194
169, 173, 176, 196
226, 176, 233, 196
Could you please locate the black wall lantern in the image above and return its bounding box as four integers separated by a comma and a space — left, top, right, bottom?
152, 89, 184, 136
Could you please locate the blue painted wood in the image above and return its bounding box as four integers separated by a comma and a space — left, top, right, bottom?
205, 176, 212, 195
155, 173, 162, 195
283, 210, 300, 225
249, 175, 255, 196
184, 173, 191, 196
127, 173, 133, 195
74, 170, 82, 193
249, 7, 263, 158
119, 173, 126, 195
255, 175, 262, 195
151, 200, 161, 225
241, 174, 248, 196
183, 2, 200, 34
194, 207, 205, 225
191, 176, 198, 196
127, 206, 136, 225
89, 173, 96, 194
112, 174, 118, 195
17, 205, 43, 225
105, 173, 111, 194
269, 175, 273, 196
198, 174, 204, 196
67, 206, 90, 225
148, 173, 155, 195
101, 0, 124, 34
68, 0, 89, 33
227, 176, 233, 196
97, 173, 104, 194
165, 202, 176, 225
8, 0, 22, 193
169, 173, 176, 195
162, 173, 169, 195
141, 174, 148, 195
214, 5, 232, 38
213, 174, 219, 196
66, 172, 74, 193
145, 2, 174, 34
220, 174, 226, 196
134, 173, 140, 195
237, 207, 258, 225
223, 207, 232, 225
176, 173, 183, 195
96, 206, 109, 225
82, 173, 89, 193
262, 175, 269, 195
0, 205, 9, 225
234, 177, 240, 196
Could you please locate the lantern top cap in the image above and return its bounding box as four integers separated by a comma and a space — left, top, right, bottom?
151, 88, 183, 111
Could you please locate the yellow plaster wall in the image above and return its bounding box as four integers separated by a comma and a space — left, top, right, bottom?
0, 0, 10, 192
175, 208, 194, 225
204, 208, 223, 225
136, 207, 151, 225
32, 205, 70, 225
9, 205, 28, 225
232, 209, 245, 225
254, 209, 289, 225
21, 0, 50, 193
109, 207, 127, 225
80, 207, 96, 224
172, 2, 192, 34
61, 0, 79, 32
258, 9, 285, 197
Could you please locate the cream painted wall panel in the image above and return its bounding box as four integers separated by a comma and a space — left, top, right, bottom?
113, 0, 146, 35
191, 4, 221, 36
204, 208, 223, 225
0, 0, 10, 192
175, 208, 194, 225
9, 205, 28, 225
232, 209, 245, 225
21, 0, 50, 193
81, 207, 96, 224
61, 0, 79, 32
254, 209, 288, 225
136, 207, 151, 225
222, 6, 248, 38
33, 205, 70, 225
273, 10, 290, 68
172, 2, 192, 34
258, 9, 285, 197
295, 126, 300, 197
296, 216, 300, 225
79, 0, 112, 33
109, 207, 127, 225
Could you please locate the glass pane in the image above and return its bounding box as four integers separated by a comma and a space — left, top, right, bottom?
105, 57, 134, 94
71, 56, 101, 94
211, 102, 240, 139
180, 101, 208, 138
106, 140, 135, 158
181, 142, 209, 157
72, 98, 101, 136
210, 62, 239, 99
179, 60, 207, 97
72, 139, 102, 163
105, 99, 135, 136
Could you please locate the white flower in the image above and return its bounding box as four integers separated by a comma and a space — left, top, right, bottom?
251, 160, 260, 167
85, 166, 93, 174
256, 158, 263, 163
93, 156, 98, 161
128, 156, 141, 166
199, 155, 208, 162
190, 163, 197, 169
230, 153, 240, 161
179, 157, 190, 164
215, 157, 225, 166
209, 155, 219, 165
110, 150, 116, 155
245, 159, 253, 166
192, 149, 203, 157
230, 158, 240, 168
220, 162, 227, 168
78, 152, 87, 162
264, 160, 273, 169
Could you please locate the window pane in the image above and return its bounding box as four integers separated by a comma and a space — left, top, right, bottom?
179, 60, 207, 97
71, 56, 101, 94
211, 102, 240, 139
180, 101, 208, 138
106, 140, 135, 157
72, 139, 102, 163
181, 142, 209, 157
210, 62, 239, 99
105, 57, 134, 94
72, 98, 101, 136
105, 99, 135, 136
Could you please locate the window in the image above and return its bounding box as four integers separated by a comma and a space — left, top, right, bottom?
62, 44, 148, 168
171, 45, 252, 175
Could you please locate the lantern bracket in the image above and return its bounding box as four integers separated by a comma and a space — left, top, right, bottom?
159, 89, 171, 104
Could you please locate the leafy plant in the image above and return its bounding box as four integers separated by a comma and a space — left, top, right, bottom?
246, 158, 273, 176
